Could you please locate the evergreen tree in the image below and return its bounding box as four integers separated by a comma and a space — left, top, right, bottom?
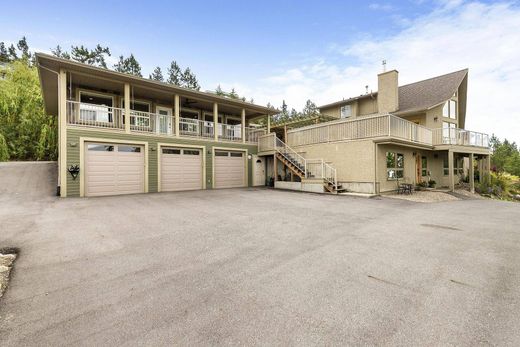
70, 44, 111, 68
7, 44, 17, 61
228, 88, 239, 99
167, 60, 182, 86
149, 66, 164, 81
0, 42, 9, 63
181, 67, 200, 90
51, 45, 71, 59
215, 84, 225, 96
302, 99, 318, 117
113, 54, 142, 77
17, 37, 31, 62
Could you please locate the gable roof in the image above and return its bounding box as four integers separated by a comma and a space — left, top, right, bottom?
396, 68, 468, 115
318, 69, 468, 115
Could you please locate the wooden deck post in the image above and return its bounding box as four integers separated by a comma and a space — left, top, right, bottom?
448, 150, 455, 192
469, 153, 475, 193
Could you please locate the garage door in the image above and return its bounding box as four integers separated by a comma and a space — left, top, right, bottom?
85, 143, 145, 197
160, 147, 203, 192
214, 150, 246, 188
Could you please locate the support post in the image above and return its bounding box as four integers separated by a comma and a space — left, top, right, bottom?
59, 69, 67, 197
124, 83, 131, 134
267, 114, 271, 133
241, 108, 246, 144
213, 102, 218, 142
478, 158, 483, 183
174, 94, 180, 137
469, 153, 475, 193
487, 155, 491, 179
448, 150, 455, 192
274, 154, 278, 183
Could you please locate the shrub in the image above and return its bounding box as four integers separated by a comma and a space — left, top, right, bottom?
428, 179, 436, 188
0, 133, 8, 161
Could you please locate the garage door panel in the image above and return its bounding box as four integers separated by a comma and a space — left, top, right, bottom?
85, 143, 145, 197
214, 152, 245, 189
160, 147, 203, 192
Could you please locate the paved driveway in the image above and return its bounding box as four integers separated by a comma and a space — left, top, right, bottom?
1, 162, 519, 346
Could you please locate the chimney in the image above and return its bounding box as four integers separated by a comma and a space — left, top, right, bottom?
377, 70, 399, 114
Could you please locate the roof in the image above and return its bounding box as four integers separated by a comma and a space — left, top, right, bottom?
35, 53, 278, 117
318, 69, 468, 115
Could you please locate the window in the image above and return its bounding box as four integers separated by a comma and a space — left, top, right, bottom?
88, 144, 114, 151
340, 105, 352, 119
118, 145, 141, 153
442, 100, 457, 119
162, 148, 181, 155
421, 156, 428, 177
230, 152, 243, 157
79, 92, 113, 122
443, 157, 449, 176
215, 151, 229, 157
443, 156, 463, 176
121, 99, 150, 113
183, 149, 200, 155
386, 152, 404, 180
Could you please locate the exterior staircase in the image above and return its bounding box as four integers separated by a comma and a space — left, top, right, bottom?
270, 135, 347, 194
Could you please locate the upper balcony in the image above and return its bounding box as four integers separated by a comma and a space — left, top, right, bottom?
66, 101, 266, 143
284, 114, 489, 150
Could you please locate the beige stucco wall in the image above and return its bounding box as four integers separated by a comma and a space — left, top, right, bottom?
293, 140, 375, 183
358, 97, 377, 116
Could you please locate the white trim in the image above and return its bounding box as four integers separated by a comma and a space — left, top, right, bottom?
79, 137, 149, 197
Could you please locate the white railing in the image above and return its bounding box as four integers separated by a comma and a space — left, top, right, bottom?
246, 127, 266, 143
67, 101, 264, 143
287, 114, 433, 147
67, 100, 124, 130
305, 159, 337, 189
129, 110, 174, 135
179, 118, 214, 139
432, 128, 490, 148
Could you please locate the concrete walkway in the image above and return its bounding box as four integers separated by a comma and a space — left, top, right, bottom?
1, 162, 519, 346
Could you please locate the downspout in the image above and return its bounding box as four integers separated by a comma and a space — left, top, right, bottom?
38, 64, 61, 196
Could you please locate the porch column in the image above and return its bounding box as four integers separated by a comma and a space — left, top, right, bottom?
174, 94, 180, 137
469, 153, 475, 193
274, 154, 278, 183
267, 114, 271, 133
124, 83, 131, 134
486, 155, 491, 179
448, 150, 455, 192
59, 69, 67, 197
213, 102, 219, 142
478, 158, 483, 183
241, 108, 246, 144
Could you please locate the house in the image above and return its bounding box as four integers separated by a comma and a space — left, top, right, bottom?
36, 53, 276, 197
257, 69, 491, 194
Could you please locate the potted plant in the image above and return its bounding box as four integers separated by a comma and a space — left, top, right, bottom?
428, 179, 436, 188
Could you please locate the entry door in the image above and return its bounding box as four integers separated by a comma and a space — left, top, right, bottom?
253, 155, 266, 186
156, 106, 172, 135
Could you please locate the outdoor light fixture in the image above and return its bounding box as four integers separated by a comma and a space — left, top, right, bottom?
247, 154, 252, 160
68, 165, 80, 180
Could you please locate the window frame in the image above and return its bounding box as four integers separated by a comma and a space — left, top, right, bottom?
340, 104, 352, 119
386, 152, 404, 180
78, 90, 115, 123
421, 156, 428, 177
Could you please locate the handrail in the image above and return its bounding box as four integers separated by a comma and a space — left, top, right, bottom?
274, 136, 307, 177
431, 128, 490, 148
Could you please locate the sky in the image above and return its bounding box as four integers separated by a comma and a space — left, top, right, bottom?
1, 0, 519, 143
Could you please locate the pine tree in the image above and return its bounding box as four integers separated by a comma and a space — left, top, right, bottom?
17, 37, 31, 62
215, 84, 225, 95
51, 45, 71, 59
8, 44, 17, 61
181, 68, 200, 90
70, 44, 111, 68
302, 99, 318, 117
149, 66, 164, 81
0, 42, 9, 63
113, 54, 142, 77
228, 88, 239, 99
167, 60, 182, 86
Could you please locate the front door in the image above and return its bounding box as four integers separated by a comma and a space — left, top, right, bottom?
253, 155, 266, 186
156, 106, 172, 135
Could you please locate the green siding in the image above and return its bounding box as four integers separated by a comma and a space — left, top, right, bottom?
66, 128, 258, 197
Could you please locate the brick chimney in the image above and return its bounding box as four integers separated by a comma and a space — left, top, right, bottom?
377, 70, 399, 114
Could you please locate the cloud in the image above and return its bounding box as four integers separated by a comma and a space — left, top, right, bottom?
368, 3, 395, 11
243, 1, 520, 143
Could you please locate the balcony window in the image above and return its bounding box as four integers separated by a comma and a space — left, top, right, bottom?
79, 92, 113, 123
387, 152, 404, 180
340, 105, 352, 119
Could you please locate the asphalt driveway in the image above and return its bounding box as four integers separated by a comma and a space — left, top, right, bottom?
1, 162, 519, 346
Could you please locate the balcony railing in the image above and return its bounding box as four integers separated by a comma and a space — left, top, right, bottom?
66, 101, 263, 143
432, 128, 489, 147
287, 114, 432, 147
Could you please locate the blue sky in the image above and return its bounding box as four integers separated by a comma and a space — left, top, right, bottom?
1, 0, 519, 142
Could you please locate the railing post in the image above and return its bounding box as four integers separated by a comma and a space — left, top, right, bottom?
213, 102, 219, 142
124, 83, 131, 134
174, 94, 180, 137
241, 108, 246, 144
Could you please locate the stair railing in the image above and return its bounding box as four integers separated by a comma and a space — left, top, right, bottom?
274, 136, 307, 176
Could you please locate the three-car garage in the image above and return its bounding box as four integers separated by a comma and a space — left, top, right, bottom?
82, 140, 248, 197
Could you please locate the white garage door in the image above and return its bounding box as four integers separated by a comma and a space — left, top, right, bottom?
160, 147, 203, 192
85, 143, 145, 197
214, 150, 246, 188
